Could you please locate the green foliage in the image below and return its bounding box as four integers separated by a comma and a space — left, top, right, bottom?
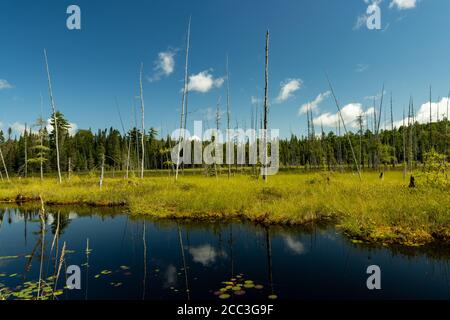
417, 149, 449, 187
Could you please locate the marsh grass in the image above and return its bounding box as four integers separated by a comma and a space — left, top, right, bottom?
0, 171, 449, 246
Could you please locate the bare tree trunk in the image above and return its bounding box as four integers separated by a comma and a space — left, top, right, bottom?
327, 75, 362, 180
139, 63, 145, 179
126, 131, 131, 179
68, 157, 71, 180
262, 30, 269, 182
402, 107, 407, 181
430, 86, 433, 150
390, 93, 396, 168
226, 54, 231, 179
0, 147, 9, 182
99, 154, 105, 190
24, 123, 28, 178
176, 17, 191, 181
40, 93, 44, 181
44, 49, 62, 184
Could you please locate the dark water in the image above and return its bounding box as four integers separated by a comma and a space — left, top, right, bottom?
0, 206, 449, 300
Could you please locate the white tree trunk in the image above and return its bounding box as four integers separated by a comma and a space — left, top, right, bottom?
44, 49, 62, 184
139, 63, 145, 179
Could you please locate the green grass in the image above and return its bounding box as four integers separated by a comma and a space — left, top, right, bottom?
1, 170, 449, 246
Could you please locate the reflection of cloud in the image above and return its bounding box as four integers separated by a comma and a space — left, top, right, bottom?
164, 264, 177, 288
283, 236, 306, 255
189, 244, 226, 266
68, 212, 78, 220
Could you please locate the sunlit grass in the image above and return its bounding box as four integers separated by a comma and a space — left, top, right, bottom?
0, 170, 449, 246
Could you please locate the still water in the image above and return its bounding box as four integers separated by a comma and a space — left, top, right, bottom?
0, 206, 449, 300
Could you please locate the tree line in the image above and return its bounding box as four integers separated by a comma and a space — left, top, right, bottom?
0, 110, 448, 178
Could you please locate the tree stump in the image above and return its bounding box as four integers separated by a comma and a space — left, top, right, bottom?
409, 175, 416, 188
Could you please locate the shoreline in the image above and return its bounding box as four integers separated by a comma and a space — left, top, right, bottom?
1, 172, 449, 247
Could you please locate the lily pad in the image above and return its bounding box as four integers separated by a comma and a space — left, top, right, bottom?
268, 294, 278, 300
219, 294, 230, 299
254, 284, 264, 290
234, 290, 246, 296
0, 256, 19, 260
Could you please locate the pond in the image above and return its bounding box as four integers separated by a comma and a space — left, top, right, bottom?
0, 206, 449, 300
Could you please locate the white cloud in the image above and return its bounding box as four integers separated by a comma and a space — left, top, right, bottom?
0, 79, 13, 90
313, 103, 369, 128
275, 78, 302, 103
11, 122, 26, 134
298, 91, 331, 115
187, 71, 224, 93
390, 0, 417, 10
394, 97, 450, 128
149, 50, 176, 82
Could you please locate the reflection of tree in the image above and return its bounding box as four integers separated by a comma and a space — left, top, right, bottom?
50, 212, 71, 236
265, 228, 275, 298
177, 224, 190, 300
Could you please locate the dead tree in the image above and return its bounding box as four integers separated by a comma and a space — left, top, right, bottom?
44, 49, 62, 183
176, 17, 191, 181
262, 30, 269, 182
139, 63, 145, 179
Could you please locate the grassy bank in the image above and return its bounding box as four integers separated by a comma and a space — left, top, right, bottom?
0, 171, 449, 246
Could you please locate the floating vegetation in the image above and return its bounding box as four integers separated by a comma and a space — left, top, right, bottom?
119, 265, 130, 270
213, 274, 267, 299
0, 277, 66, 300
268, 294, 278, 300
0, 256, 19, 260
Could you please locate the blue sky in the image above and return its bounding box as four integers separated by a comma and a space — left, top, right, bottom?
1, 0, 450, 138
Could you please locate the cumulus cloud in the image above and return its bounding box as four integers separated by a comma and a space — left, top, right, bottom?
313, 103, 371, 128
189, 244, 226, 266
298, 91, 331, 115
394, 97, 450, 128
11, 122, 26, 134
283, 236, 306, 255
0, 79, 13, 90
149, 50, 176, 82
187, 71, 224, 93
390, 0, 417, 10
275, 78, 302, 103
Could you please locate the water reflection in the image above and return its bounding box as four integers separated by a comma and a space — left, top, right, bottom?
0, 206, 449, 300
